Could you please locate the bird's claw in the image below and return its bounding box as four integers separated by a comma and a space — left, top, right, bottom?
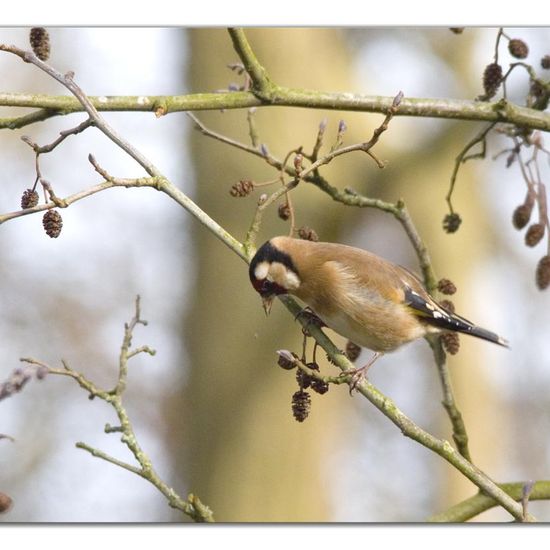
295, 307, 325, 335
342, 352, 382, 395
342, 366, 369, 395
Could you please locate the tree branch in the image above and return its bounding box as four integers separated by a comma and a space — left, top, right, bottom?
20, 298, 215, 523
428, 336, 472, 462
428, 480, 550, 522
227, 28, 275, 97
2, 89, 549, 130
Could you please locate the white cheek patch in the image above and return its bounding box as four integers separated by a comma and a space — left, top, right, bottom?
263, 261, 301, 290
254, 261, 269, 281
282, 268, 300, 290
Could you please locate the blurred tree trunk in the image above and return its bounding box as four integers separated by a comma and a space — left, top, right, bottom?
164, 28, 506, 522
168, 28, 368, 522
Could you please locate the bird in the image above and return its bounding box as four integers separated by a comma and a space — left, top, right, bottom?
249, 236, 508, 377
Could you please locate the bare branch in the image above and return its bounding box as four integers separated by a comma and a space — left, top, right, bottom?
428, 480, 550, 522
23, 299, 214, 523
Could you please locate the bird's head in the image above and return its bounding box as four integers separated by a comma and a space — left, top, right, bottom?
249, 238, 301, 315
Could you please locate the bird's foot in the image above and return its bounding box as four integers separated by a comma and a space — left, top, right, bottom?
342, 352, 382, 395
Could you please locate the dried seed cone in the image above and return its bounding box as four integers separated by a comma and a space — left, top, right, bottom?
443, 213, 462, 233
508, 39, 529, 59
297, 226, 319, 242
278, 202, 291, 221
42, 209, 63, 238
29, 27, 50, 61
306, 361, 320, 373
291, 390, 311, 422
529, 80, 544, 99
296, 368, 312, 389
296, 362, 320, 389
439, 299, 456, 314
311, 378, 329, 395
437, 278, 457, 295
277, 353, 296, 371
441, 332, 460, 355
512, 204, 533, 230
21, 188, 39, 209
0, 492, 13, 514
482, 63, 503, 99
528, 80, 549, 111
345, 340, 362, 362
542, 55, 550, 70
229, 179, 254, 197
536, 255, 550, 290
525, 223, 545, 247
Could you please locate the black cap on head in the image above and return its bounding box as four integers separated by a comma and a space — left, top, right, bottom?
249, 239, 299, 296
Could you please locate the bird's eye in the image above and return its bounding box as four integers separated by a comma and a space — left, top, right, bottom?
261, 280, 276, 294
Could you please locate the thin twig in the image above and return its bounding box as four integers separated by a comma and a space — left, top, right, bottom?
428, 336, 472, 461
21, 298, 214, 523
310, 118, 328, 162
0, 44, 161, 178
0, 171, 157, 226
186, 111, 276, 163
22, 118, 94, 155
76, 442, 143, 476
247, 107, 260, 147
243, 174, 300, 255
298, 91, 403, 180
446, 122, 497, 214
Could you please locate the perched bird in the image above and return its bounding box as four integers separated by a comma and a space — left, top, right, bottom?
249, 236, 508, 374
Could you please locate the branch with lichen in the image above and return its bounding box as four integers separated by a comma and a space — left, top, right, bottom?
20, 297, 214, 523
428, 480, 550, 523
2, 30, 550, 132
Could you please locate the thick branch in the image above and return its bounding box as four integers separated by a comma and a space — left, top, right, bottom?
1, 91, 549, 132
227, 28, 275, 97
428, 481, 550, 522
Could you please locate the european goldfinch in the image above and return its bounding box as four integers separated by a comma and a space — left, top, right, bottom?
249, 236, 508, 363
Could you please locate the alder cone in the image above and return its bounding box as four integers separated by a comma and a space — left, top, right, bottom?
42, 210, 63, 238
29, 27, 50, 61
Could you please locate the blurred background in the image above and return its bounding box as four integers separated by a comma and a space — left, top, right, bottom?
0, 27, 549, 522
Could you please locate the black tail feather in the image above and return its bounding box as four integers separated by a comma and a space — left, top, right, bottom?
404, 286, 509, 348
426, 310, 509, 348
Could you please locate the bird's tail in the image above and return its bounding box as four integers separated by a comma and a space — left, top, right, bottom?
437, 310, 509, 348
404, 286, 509, 348
454, 321, 509, 348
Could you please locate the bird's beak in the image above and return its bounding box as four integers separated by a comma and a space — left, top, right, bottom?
262, 295, 275, 316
